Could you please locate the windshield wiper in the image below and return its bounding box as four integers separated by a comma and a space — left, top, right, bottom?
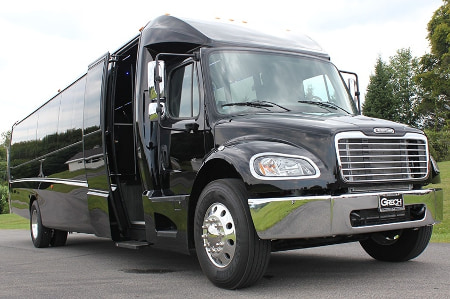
222, 101, 290, 111
222, 101, 272, 109
259, 100, 290, 111
298, 100, 349, 114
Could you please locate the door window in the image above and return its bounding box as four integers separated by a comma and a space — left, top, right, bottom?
169, 63, 200, 118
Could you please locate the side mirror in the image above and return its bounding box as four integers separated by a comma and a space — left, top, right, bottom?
147, 60, 165, 100
339, 70, 361, 114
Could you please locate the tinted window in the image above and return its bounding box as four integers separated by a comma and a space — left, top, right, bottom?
58, 77, 85, 146
36, 97, 60, 156
10, 114, 38, 164
84, 61, 105, 133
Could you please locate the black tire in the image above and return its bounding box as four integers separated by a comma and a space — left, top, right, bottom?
51, 229, 68, 247
194, 179, 271, 289
30, 201, 51, 248
360, 226, 433, 262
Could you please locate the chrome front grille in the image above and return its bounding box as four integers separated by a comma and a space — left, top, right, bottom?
335, 132, 429, 183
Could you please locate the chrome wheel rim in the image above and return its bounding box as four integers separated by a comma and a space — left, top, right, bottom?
31, 209, 38, 240
201, 203, 236, 268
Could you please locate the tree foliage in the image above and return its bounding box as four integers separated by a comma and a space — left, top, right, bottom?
363, 57, 396, 120
363, 49, 420, 127
389, 49, 421, 127
415, 0, 450, 130
0, 185, 8, 214
414, 1, 450, 161
0, 131, 10, 214
0, 131, 10, 184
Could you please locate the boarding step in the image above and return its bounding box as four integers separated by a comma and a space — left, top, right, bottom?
115, 240, 150, 250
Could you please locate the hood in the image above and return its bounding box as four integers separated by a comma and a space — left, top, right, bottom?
213, 113, 424, 184
213, 113, 422, 146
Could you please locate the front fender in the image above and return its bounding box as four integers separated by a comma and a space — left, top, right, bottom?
202, 139, 334, 197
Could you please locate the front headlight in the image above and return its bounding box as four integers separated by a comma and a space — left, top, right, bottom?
250, 153, 320, 180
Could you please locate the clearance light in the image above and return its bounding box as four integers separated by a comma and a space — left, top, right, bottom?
214, 17, 248, 24
250, 153, 320, 180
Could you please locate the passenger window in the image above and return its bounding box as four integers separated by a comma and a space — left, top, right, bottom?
303, 75, 336, 102
169, 63, 200, 118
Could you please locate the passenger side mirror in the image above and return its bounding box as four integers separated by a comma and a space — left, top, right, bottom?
339, 70, 361, 114
148, 60, 165, 100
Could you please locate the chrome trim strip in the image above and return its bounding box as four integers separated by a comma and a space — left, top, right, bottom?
10, 177, 88, 187
131, 221, 146, 225
87, 190, 110, 198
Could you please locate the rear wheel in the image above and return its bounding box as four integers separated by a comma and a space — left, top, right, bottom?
30, 201, 51, 248
51, 229, 68, 247
360, 226, 432, 262
194, 179, 271, 289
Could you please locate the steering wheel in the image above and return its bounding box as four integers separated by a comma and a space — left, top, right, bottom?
310, 95, 323, 102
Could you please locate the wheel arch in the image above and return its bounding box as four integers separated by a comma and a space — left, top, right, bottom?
188, 158, 242, 251
29, 194, 37, 212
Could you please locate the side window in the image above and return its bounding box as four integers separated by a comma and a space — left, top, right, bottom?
303, 75, 336, 102
169, 63, 200, 118
36, 97, 60, 157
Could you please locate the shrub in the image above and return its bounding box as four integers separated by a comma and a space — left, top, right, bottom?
426, 129, 450, 162
0, 185, 9, 214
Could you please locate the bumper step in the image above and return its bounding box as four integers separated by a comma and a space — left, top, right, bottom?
115, 240, 150, 250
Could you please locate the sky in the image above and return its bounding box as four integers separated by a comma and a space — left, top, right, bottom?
0, 0, 444, 136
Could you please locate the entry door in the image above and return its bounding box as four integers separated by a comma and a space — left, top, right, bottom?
159, 61, 205, 196
83, 53, 114, 237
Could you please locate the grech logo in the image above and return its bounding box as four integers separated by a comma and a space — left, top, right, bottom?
373, 127, 395, 134
380, 197, 403, 207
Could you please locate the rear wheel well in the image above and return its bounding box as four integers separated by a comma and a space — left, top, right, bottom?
188, 159, 241, 251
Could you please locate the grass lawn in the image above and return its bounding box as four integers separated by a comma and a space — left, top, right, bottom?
1, 162, 449, 242
0, 213, 28, 230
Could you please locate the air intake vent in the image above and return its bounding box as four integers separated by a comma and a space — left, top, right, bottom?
335, 132, 429, 183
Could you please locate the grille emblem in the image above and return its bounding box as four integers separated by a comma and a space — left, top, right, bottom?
373, 127, 395, 134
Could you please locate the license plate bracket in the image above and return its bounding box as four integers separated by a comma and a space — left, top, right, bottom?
378, 193, 404, 212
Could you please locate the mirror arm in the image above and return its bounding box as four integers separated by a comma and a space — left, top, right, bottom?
154, 53, 197, 116
339, 70, 361, 114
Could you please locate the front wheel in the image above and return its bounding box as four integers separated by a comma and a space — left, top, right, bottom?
360, 226, 433, 262
194, 179, 271, 289
30, 201, 51, 248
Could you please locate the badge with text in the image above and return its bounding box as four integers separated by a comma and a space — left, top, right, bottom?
378, 194, 405, 212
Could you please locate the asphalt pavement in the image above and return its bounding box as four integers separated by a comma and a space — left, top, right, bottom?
1, 229, 449, 298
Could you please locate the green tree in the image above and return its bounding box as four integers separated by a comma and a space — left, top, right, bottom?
0, 131, 10, 214
364, 50, 423, 128
0, 185, 8, 214
363, 56, 397, 120
416, 0, 450, 130
413, 1, 450, 161
389, 48, 421, 127
0, 131, 10, 183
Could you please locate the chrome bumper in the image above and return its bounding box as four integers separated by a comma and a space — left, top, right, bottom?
248, 188, 443, 240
